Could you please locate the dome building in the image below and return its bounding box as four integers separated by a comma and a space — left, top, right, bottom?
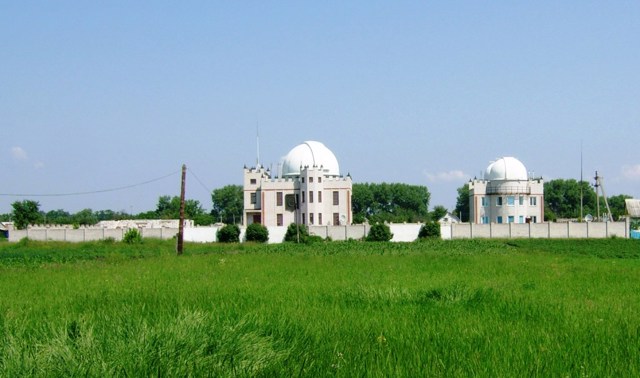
243, 141, 352, 227
468, 157, 544, 224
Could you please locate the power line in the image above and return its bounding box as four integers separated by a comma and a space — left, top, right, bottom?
187, 168, 212, 194
0, 169, 180, 197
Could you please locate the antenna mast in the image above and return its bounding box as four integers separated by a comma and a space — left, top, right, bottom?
580, 141, 583, 222
256, 123, 260, 168
594, 171, 613, 222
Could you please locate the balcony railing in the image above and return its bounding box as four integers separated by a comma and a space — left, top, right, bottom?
486, 185, 531, 195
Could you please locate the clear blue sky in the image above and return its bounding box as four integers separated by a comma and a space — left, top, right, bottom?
2, 1, 639, 214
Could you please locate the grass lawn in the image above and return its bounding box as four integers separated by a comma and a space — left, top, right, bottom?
0, 238, 639, 376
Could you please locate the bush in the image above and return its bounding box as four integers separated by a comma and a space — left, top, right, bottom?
123, 228, 143, 244
418, 221, 441, 239
245, 223, 269, 243
284, 223, 309, 243
366, 223, 393, 242
217, 224, 240, 243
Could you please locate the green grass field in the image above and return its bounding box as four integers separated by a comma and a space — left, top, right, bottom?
0, 238, 639, 377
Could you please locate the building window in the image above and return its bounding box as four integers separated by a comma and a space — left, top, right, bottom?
508, 216, 514, 223
497, 216, 503, 224
277, 213, 283, 226
302, 191, 305, 203
333, 191, 339, 205
496, 197, 503, 206
309, 177, 313, 183
301, 177, 305, 183
519, 196, 524, 206
507, 196, 515, 206
319, 213, 323, 225
309, 213, 314, 225
481, 216, 489, 224
519, 215, 524, 224
318, 177, 322, 183
531, 216, 537, 223
481, 197, 488, 207
333, 212, 340, 225
276, 192, 283, 206
309, 191, 314, 203
530, 197, 537, 206
318, 191, 322, 203
302, 213, 306, 225
250, 192, 257, 204
250, 178, 256, 185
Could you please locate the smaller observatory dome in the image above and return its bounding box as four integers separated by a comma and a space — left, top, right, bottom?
281, 141, 340, 177
484, 157, 528, 181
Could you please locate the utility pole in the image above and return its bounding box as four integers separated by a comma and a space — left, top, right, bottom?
177, 164, 186, 255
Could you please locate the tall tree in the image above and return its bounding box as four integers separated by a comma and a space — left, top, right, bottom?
544, 179, 596, 220
11, 200, 42, 229
211, 185, 243, 224
454, 184, 470, 222
352, 183, 430, 223
430, 205, 448, 221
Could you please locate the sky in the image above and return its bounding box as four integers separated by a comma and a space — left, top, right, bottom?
2, 1, 639, 215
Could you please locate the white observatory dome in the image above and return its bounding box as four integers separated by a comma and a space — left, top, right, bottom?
484, 157, 528, 181
281, 141, 340, 177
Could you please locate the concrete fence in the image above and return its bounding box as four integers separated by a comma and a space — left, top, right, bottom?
7, 220, 631, 243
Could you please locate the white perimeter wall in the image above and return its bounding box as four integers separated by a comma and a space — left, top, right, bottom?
8, 220, 631, 243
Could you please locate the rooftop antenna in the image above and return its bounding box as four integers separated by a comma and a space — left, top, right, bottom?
256, 123, 260, 168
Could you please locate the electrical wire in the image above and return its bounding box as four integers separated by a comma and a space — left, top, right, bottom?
187, 168, 213, 194
0, 169, 180, 197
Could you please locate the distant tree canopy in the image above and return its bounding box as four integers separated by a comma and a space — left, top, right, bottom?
453, 184, 470, 222
211, 185, 243, 224
352, 183, 430, 224
430, 205, 448, 222
141, 195, 212, 225
11, 200, 42, 230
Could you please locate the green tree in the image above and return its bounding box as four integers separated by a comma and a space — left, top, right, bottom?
352, 183, 430, 224
366, 223, 393, 242
544, 179, 596, 220
453, 184, 470, 222
11, 200, 42, 230
607, 194, 632, 221
44, 209, 72, 224
245, 223, 269, 243
211, 185, 243, 224
430, 205, 448, 221
73, 208, 98, 226
418, 221, 441, 239
284, 223, 309, 243
217, 224, 240, 243
154, 195, 207, 223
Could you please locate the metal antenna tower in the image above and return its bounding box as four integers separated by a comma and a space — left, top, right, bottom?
594, 171, 613, 222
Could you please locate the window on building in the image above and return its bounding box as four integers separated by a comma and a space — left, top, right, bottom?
333, 212, 339, 225
530, 197, 537, 206
309, 177, 313, 183
481, 197, 488, 207
507, 196, 515, 206
309, 191, 314, 203
301, 177, 305, 183
496, 197, 503, 206
508, 216, 514, 223
250, 192, 257, 204
277, 213, 283, 226
276, 192, 283, 206
497, 216, 503, 224
302, 191, 305, 203
519, 196, 524, 206
481, 216, 489, 224
250, 178, 256, 185
318, 191, 322, 203
531, 216, 537, 223
309, 213, 314, 225
319, 213, 323, 225
302, 213, 306, 225
519, 215, 524, 224
318, 177, 322, 183
333, 191, 339, 205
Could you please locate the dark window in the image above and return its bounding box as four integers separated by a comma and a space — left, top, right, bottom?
318, 177, 322, 183
277, 213, 283, 226
309, 191, 314, 203
309, 213, 314, 225
250, 192, 257, 204
276, 192, 283, 206
302, 191, 305, 203
333, 191, 339, 205
318, 191, 322, 203
319, 213, 323, 225
309, 177, 313, 183
250, 178, 257, 185
333, 213, 339, 225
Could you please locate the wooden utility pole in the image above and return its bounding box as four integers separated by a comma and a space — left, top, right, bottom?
177, 164, 186, 255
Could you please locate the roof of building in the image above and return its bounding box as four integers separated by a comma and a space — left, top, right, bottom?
281, 141, 340, 177
626, 199, 640, 217
484, 157, 528, 181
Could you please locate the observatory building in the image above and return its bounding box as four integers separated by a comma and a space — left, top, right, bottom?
243, 141, 353, 227
468, 157, 544, 224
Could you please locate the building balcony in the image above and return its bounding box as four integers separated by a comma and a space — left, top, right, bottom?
486, 185, 531, 195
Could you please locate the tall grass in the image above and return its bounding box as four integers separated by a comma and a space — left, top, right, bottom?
0, 238, 638, 376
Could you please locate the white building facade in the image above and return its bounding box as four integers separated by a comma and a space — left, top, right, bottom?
469, 157, 544, 224
243, 141, 353, 227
